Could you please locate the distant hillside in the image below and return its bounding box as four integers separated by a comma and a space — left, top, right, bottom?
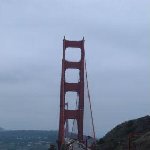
0, 127, 4, 131
0, 130, 57, 150
97, 116, 150, 150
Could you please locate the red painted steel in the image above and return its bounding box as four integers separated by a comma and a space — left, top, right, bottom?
64, 60, 81, 70
58, 37, 85, 150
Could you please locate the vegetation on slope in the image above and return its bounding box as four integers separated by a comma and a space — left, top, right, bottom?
97, 116, 150, 150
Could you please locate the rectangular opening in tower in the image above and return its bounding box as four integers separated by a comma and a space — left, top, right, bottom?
65, 92, 79, 110
65, 69, 80, 83
65, 48, 81, 62
64, 119, 78, 139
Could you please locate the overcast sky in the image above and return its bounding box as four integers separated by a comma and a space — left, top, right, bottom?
0, 0, 149, 137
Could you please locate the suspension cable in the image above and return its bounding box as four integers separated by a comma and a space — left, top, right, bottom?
84, 60, 96, 142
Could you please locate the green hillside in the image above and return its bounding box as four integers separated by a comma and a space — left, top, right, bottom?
97, 116, 150, 150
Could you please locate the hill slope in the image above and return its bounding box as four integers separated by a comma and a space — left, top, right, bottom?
0, 127, 4, 131
97, 116, 150, 150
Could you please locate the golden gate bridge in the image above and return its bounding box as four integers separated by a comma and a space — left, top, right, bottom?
57, 37, 96, 150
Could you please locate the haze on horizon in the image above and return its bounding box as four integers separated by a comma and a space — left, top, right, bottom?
0, 0, 149, 137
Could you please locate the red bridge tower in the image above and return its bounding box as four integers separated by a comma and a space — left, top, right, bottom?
58, 37, 85, 150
